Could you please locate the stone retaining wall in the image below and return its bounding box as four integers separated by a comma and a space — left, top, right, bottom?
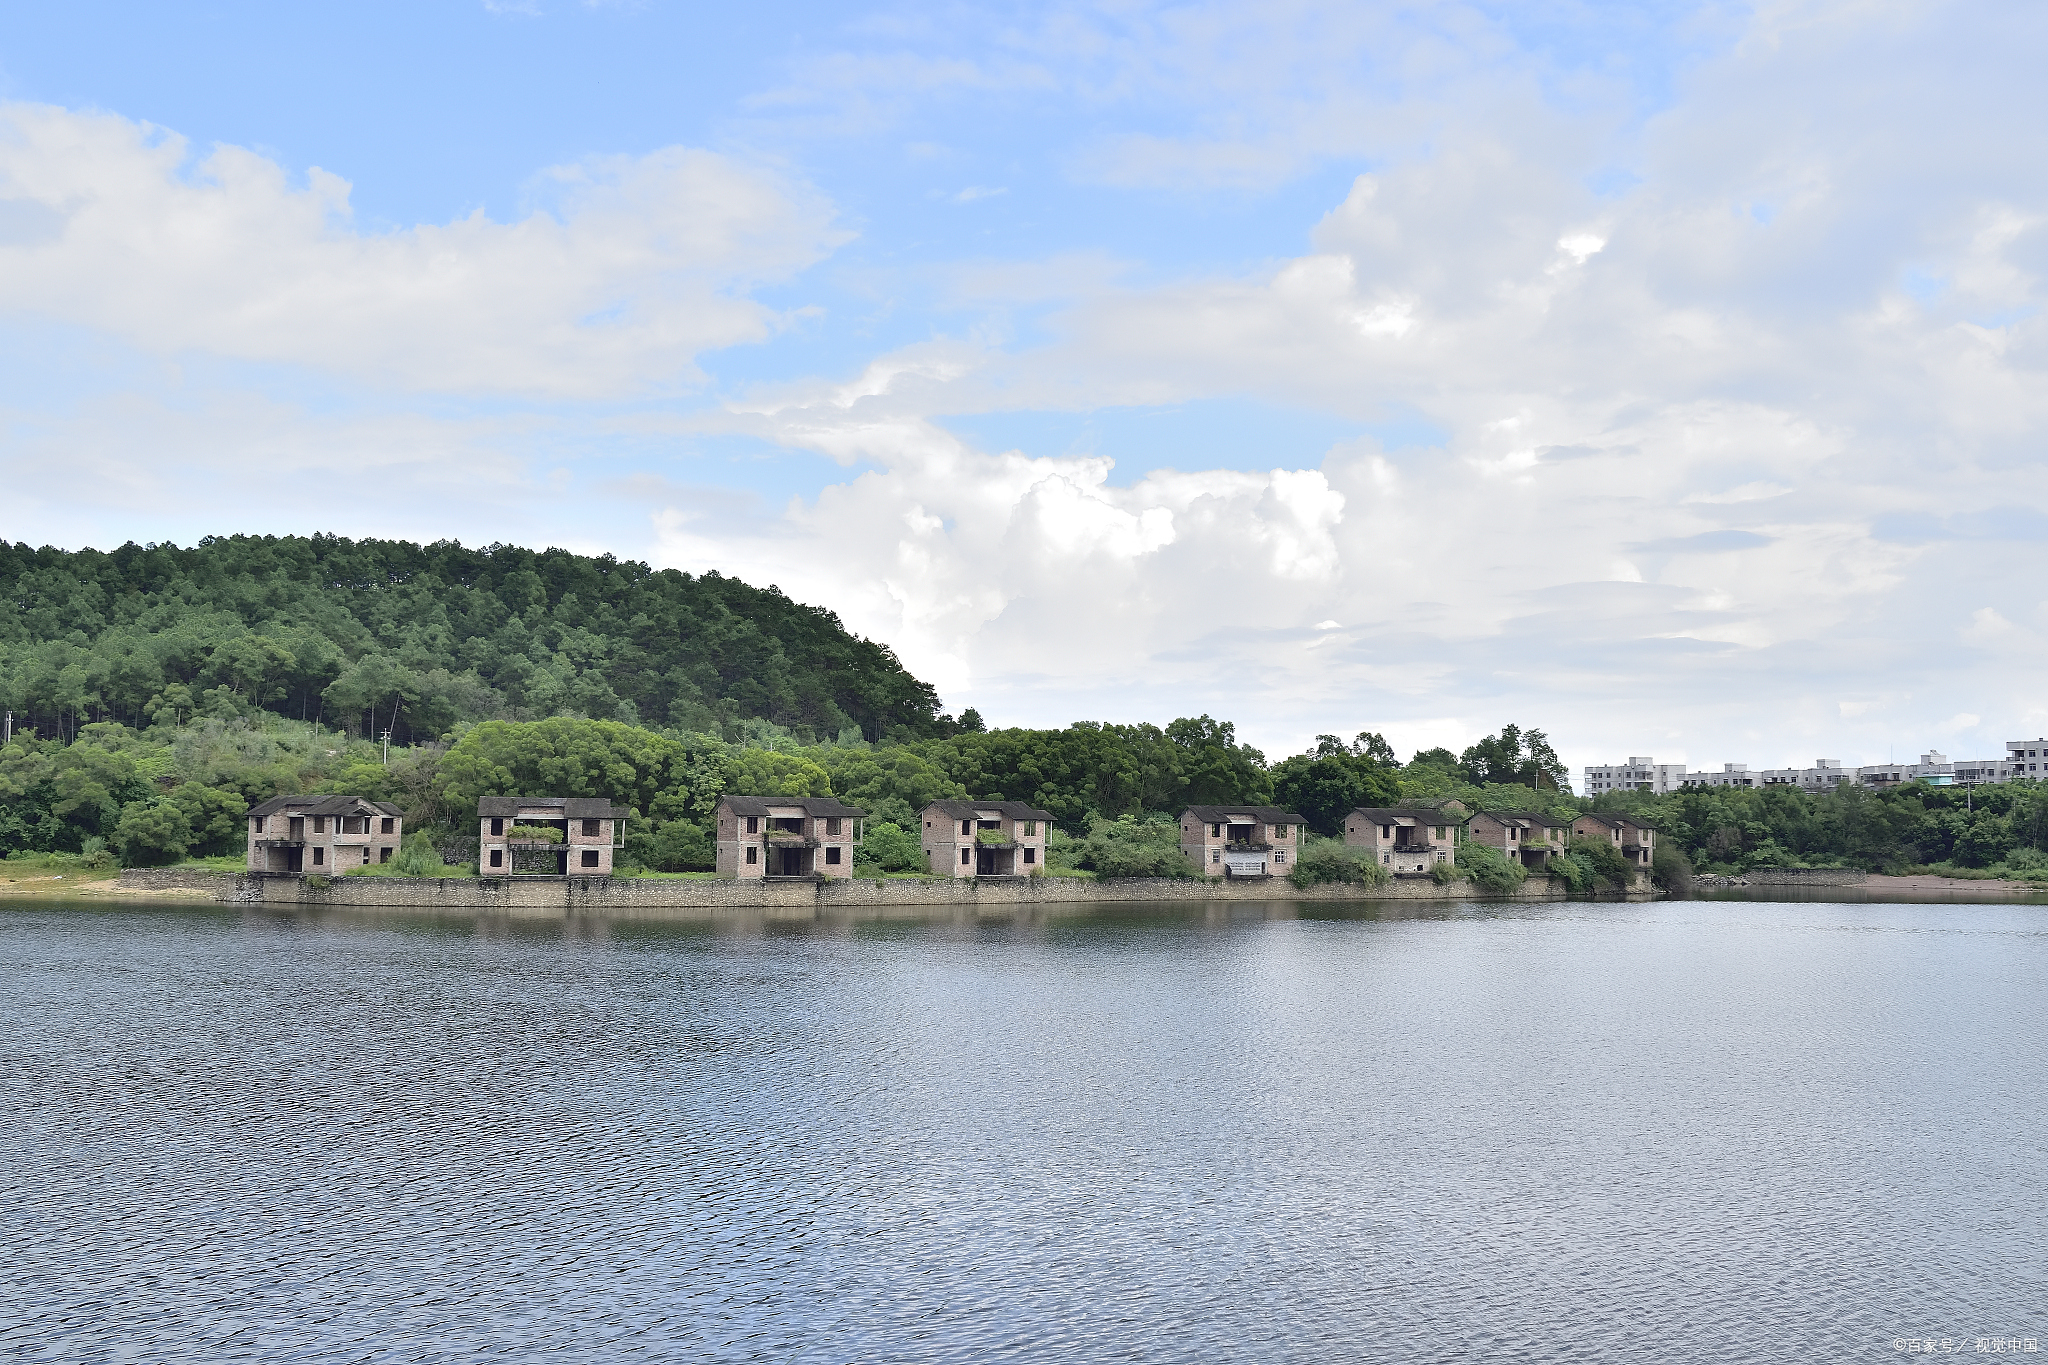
117, 867, 1658, 915
1741, 868, 1869, 886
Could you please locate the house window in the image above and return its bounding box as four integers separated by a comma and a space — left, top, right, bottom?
1381, 825, 1392, 838
1023, 847, 1035, 864
1024, 821, 1037, 836
1212, 849, 1221, 863
826, 817, 841, 836
746, 816, 759, 834
825, 847, 840, 865
746, 847, 757, 865
361, 848, 370, 864
1435, 826, 1446, 839
380, 847, 392, 863
582, 818, 600, 837
489, 849, 503, 868
313, 848, 324, 866
1210, 824, 1221, 837
1382, 853, 1390, 865
962, 848, 971, 865
491, 818, 504, 836
314, 816, 326, 834
1276, 851, 1286, 864
581, 849, 599, 868
962, 820, 973, 836
381, 818, 395, 834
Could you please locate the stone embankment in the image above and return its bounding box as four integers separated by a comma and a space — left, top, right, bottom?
1697, 868, 1870, 889
116, 867, 1658, 916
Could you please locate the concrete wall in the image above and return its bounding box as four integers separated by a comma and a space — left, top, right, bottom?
117, 867, 1660, 916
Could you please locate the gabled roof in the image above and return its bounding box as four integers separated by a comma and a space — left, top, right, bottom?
1348, 807, 1463, 824
478, 796, 631, 819
1491, 809, 1572, 827
718, 795, 865, 818
923, 798, 1054, 821
1181, 805, 1308, 824
1575, 812, 1653, 832
248, 794, 403, 819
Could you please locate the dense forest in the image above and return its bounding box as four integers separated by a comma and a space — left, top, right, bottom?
0, 535, 942, 745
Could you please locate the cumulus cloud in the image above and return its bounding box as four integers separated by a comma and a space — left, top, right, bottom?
0, 103, 846, 396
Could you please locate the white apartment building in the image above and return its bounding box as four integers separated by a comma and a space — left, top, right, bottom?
1582, 758, 1689, 795
1680, 763, 1758, 790
1591, 739, 2048, 793
1757, 759, 1852, 790
1857, 752, 1955, 787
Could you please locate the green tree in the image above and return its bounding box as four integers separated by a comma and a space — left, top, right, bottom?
853, 821, 923, 873
115, 799, 193, 867
1271, 749, 1401, 835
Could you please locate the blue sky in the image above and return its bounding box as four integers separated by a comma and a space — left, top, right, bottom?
2, 0, 2046, 777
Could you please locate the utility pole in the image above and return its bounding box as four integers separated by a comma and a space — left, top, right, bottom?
381, 729, 391, 766
3, 710, 11, 746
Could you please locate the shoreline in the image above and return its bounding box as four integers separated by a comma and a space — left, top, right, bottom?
106, 867, 1660, 916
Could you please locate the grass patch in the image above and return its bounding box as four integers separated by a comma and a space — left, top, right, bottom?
174, 855, 246, 872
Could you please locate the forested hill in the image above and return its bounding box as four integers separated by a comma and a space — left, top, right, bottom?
0, 535, 942, 744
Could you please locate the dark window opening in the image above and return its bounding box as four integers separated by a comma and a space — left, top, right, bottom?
380, 817, 394, 834
380, 847, 392, 863
489, 849, 503, 867
581, 818, 600, 837
825, 847, 840, 865
746, 816, 759, 834
1024, 847, 1035, 864
312, 848, 324, 866
746, 847, 758, 864
580, 849, 599, 868
490, 818, 504, 836
961, 848, 971, 864
826, 817, 841, 836
962, 820, 972, 835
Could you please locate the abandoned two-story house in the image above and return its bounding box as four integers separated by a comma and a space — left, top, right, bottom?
716, 796, 864, 879
1571, 813, 1657, 870
1465, 810, 1574, 870
921, 800, 1054, 877
246, 795, 404, 873
1177, 806, 1306, 877
1343, 807, 1459, 873
478, 797, 627, 876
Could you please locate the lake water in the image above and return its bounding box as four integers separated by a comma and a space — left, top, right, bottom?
2, 898, 2043, 1362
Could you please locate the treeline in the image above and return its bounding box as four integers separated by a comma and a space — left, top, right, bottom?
1594, 781, 2048, 876
0, 535, 944, 746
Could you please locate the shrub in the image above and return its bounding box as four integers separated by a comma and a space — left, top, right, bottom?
1456, 840, 1526, 894
508, 823, 562, 843
1651, 844, 1695, 896
627, 820, 713, 872
1287, 837, 1392, 889
1076, 815, 1195, 878
391, 832, 444, 877
1429, 859, 1461, 886
1570, 835, 1633, 889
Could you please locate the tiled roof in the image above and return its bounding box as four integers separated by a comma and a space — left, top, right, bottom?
923, 798, 1055, 821
717, 795, 865, 817
1181, 805, 1308, 823
1348, 807, 1463, 823
247, 794, 403, 819
477, 796, 631, 819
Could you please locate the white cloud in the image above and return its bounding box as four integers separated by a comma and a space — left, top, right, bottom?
0, 103, 847, 396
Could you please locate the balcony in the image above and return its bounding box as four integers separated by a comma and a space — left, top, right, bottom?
766, 831, 819, 847
1225, 840, 1272, 853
